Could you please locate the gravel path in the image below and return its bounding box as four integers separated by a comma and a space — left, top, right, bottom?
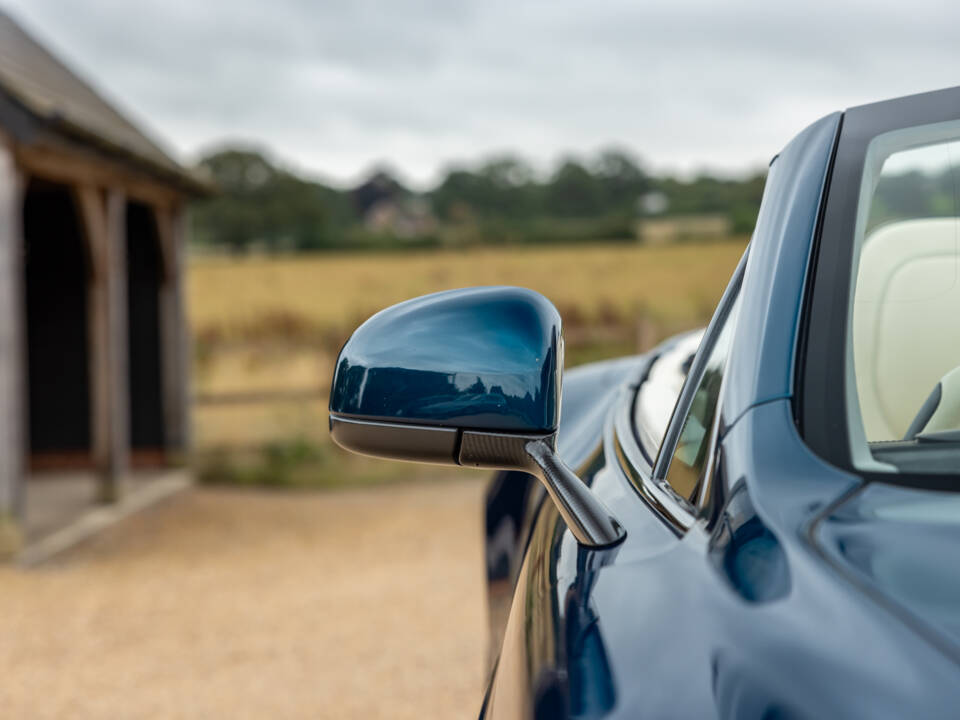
0, 478, 488, 719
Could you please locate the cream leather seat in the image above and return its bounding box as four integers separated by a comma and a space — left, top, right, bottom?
853, 217, 960, 441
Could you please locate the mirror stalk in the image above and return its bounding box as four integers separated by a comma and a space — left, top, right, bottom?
458, 430, 625, 548
524, 439, 626, 548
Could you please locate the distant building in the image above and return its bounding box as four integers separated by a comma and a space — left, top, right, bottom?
0, 10, 208, 545
364, 196, 437, 239
352, 171, 436, 239
352, 171, 404, 218
635, 214, 731, 245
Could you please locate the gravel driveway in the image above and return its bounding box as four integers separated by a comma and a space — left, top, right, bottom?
0, 477, 487, 719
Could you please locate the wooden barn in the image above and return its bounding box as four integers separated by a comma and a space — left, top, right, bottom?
0, 11, 207, 551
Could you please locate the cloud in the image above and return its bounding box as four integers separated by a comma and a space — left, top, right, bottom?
5, 0, 960, 187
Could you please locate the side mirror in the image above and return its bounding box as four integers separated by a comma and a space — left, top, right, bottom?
329, 286, 624, 547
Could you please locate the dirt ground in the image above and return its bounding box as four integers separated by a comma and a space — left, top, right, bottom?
0, 477, 488, 719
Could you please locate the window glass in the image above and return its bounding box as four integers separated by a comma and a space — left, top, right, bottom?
634, 330, 704, 460
663, 296, 740, 500
849, 123, 960, 469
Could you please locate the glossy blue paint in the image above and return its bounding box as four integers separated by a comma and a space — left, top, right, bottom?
815, 481, 960, 661
725, 112, 840, 422
707, 479, 789, 604
329, 286, 562, 433
484, 387, 960, 718
556, 356, 647, 467
481, 354, 650, 665
480, 104, 960, 719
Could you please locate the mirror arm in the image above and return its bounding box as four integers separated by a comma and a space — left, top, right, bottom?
524, 439, 626, 548
459, 431, 625, 548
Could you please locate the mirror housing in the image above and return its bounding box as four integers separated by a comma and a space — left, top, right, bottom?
330, 286, 562, 463
329, 286, 625, 547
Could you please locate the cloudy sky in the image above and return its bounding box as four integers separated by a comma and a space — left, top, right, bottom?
4, 0, 959, 188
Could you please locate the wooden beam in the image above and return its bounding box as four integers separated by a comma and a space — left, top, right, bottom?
16, 142, 186, 210
77, 186, 129, 502
0, 142, 25, 526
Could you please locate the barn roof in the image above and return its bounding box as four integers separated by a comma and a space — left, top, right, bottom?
0, 9, 208, 193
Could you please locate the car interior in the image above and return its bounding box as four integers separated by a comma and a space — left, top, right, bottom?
852, 217, 960, 444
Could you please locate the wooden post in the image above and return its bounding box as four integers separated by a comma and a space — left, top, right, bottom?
105, 190, 129, 498
0, 142, 25, 533
78, 186, 109, 485
156, 204, 190, 455
78, 187, 128, 501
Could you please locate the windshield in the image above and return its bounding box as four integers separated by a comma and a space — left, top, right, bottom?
848, 121, 960, 473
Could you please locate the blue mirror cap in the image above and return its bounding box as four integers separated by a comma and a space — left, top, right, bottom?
329, 286, 563, 433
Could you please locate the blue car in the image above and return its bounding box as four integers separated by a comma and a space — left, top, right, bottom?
329, 86, 960, 718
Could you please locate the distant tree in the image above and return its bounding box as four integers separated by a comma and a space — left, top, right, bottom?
200, 149, 277, 195
544, 159, 603, 217
431, 154, 539, 222
192, 148, 355, 252
478, 155, 535, 188
431, 167, 487, 221
592, 148, 648, 213
869, 167, 956, 231
653, 172, 766, 233
189, 144, 766, 253
477, 155, 540, 218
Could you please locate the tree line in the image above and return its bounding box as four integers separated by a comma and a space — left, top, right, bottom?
191, 147, 766, 253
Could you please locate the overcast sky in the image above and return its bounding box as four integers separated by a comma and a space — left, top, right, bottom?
4, 0, 959, 188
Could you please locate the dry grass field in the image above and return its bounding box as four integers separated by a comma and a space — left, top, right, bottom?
186, 240, 746, 483
189, 240, 747, 351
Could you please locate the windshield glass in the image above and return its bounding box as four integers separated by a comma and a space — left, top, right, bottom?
848, 121, 960, 472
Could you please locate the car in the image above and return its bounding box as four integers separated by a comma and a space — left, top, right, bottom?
328, 85, 960, 718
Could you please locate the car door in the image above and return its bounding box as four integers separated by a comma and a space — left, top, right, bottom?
481, 253, 748, 719
484, 91, 960, 718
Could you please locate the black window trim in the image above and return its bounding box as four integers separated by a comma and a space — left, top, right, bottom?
653, 249, 749, 483
798, 85, 960, 491
617, 246, 748, 533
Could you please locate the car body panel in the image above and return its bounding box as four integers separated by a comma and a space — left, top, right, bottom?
557, 355, 650, 469
483, 354, 651, 664
484, 394, 960, 719
483, 339, 700, 639
814, 481, 960, 661
482, 105, 960, 719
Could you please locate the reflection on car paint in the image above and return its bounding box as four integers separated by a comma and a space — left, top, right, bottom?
331, 286, 561, 432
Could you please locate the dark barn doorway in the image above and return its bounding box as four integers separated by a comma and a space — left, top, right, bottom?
126, 201, 165, 460
23, 179, 92, 466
